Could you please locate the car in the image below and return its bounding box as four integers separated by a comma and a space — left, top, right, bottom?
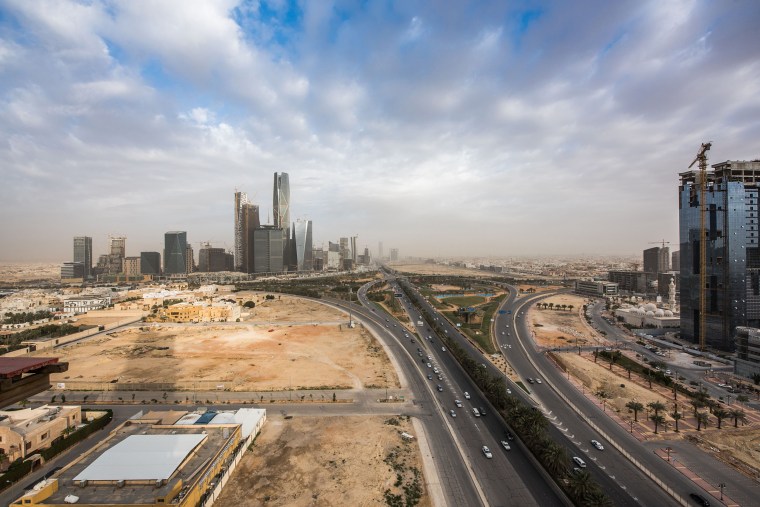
427, 374, 432, 380
500, 440, 511, 451
455, 400, 463, 407
437, 375, 443, 381
535, 378, 542, 384
506, 388, 512, 394
449, 410, 456, 418
427, 355, 432, 360
591, 439, 604, 450
426, 363, 432, 368
441, 347, 446, 352
689, 493, 710, 506
527, 378, 534, 384
572, 456, 586, 468
411, 339, 415, 343
479, 407, 487, 416
404, 333, 409, 338
417, 351, 423, 357
437, 385, 443, 392
505, 432, 514, 441
482, 446, 493, 458
433, 368, 439, 374
464, 392, 471, 399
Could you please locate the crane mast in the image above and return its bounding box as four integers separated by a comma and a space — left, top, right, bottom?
688, 142, 712, 351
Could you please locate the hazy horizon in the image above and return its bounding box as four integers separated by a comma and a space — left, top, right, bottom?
2, 1, 759, 262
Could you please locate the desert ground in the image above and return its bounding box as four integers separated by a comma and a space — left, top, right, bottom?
528, 294, 605, 348
217, 415, 430, 507
0, 262, 61, 283
46, 296, 399, 391
390, 263, 492, 277
240, 293, 352, 323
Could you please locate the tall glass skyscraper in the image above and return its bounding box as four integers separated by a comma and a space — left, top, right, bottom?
234, 191, 249, 271
273, 173, 290, 231
73, 236, 92, 279
164, 231, 187, 275
293, 219, 313, 271
679, 160, 760, 351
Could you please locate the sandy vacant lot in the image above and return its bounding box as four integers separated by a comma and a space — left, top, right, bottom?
49, 321, 398, 391
529, 294, 604, 348
0, 262, 60, 283
217, 415, 429, 507
241, 294, 347, 323
391, 264, 491, 277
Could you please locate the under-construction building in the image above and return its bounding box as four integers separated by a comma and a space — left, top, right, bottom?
679, 159, 760, 351
234, 191, 249, 271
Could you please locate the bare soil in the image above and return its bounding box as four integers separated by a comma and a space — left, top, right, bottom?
241, 294, 349, 323
217, 415, 430, 507
528, 294, 605, 348
390, 264, 491, 277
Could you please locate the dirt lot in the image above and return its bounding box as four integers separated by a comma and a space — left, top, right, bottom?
241, 294, 351, 323
391, 263, 491, 277
217, 415, 430, 507
48, 320, 398, 391
528, 294, 605, 348
0, 262, 61, 283
692, 426, 760, 481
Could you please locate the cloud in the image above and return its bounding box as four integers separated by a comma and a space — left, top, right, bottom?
0, 0, 759, 261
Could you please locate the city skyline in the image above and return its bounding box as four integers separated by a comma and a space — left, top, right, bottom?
2, 1, 759, 261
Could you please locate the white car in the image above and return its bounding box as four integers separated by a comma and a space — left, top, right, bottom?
535, 378, 542, 384
500, 440, 511, 451
506, 388, 512, 394
482, 446, 493, 458
464, 392, 471, 399
426, 363, 432, 368
591, 439, 604, 451
450, 410, 456, 418
455, 400, 463, 407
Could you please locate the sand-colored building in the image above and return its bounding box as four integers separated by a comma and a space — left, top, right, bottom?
161, 302, 241, 323
0, 405, 81, 461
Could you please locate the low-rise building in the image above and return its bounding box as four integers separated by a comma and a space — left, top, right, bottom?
161, 302, 241, 323
614, 305, 680, 329
63, 296, 111, 314
0, 405, 81, 461
574, 280, 618, 297
735, 326, 760, 378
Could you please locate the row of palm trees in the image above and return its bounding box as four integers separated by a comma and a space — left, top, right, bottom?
536, 302, 575, 312
625, 399, 748, 434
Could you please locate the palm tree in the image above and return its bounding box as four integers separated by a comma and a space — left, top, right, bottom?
647, 401, 666, 417
548, 302, 554, 311
584, 487, 614, 507
540, 442, 567, 477
567, 469, 595, 501
713, 407, 729, 429
560, 304, 567, 311
690, 399, 705, 417
567, 304, 574, 313
649, 414, 665, 434
696, 412, 710, 431
670, 409, 682, 432
626, 401, 644, 422
729, 408, 748, 428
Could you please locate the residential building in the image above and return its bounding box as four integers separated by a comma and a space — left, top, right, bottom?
253, 226, 284, 273
679, 160, 760, 350
123, 256, 141, 277
164, 231, 187, 275
60, 262, 84, 280
140, 252, 161, 275
73, 236, 92, 279
293, 219, 313, 271
63, 295, 111, 314
643, 246, 670, 273
0, 405, 81, 461
735, 326, 760, 378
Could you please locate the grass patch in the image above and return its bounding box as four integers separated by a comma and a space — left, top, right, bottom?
439, 295, 486, 307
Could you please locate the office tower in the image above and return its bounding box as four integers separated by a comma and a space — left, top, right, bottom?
643, 246, 669, 273
679, 160, 760, 351
186, 244, 194, 274
199, 244, 229, 272
671, 250, 680, 272
350, 236, 357, 263
61, 262, 84, 279
273, 173, 290, 231
234, 191, 249, 271
73, 236, 92, 279
390, 248, 399, 262
140, 252, 161, 275
253, 226, 284, 273
378, 241, 383, 261
328, 241, 340, 252
240, 203, 260, 273
124, 257, 141, 277
293, 219, 313, 271
107, 236, 126, 274
164, 231, 187, 275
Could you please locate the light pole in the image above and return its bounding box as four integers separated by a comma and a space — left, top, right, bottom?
665, 446, 672, 461
719, 482, 725, 501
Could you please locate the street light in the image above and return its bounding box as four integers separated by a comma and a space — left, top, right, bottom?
665, 446, 672, 461
719, 482, 725, 501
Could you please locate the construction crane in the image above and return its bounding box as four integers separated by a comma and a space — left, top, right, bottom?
688, 142, 712, 351
648, 240, 671, 248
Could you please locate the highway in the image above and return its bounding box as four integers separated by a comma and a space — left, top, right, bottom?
354, 279, 565, 507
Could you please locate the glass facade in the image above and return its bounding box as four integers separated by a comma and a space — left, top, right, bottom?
140, 251, 161, 275
293, 219, 313, 271
253, 227, 284, 273
73, 236, 92, 279
164, 231, 187, 275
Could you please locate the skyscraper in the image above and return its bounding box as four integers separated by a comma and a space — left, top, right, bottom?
253, 226, 284, 273
273, 173, 290, 231
293, 219, 313, 271
186, 244, 194, 274
671, 250, 680, 272
679, 160, 760, 350
234, 191, 249, 271
242, 203, 260, 273
350, 236, 357, 264
140, 252, 161, 275
73, 236, 92, 279
107, 236, 126, 274
643, 246, 669, 273
164, 231, 187, 275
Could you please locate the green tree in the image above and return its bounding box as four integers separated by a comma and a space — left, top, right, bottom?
696, 412, 709, 431
713, 407, 729, 429
584, 487, 614, 507
670, 409, 682, 432
690, 399, 705, 417
729, 408, 748, 428
243, 301, 255, 308
539, 442, 567, 477
650, 414, 665, 434
647, 401, 666, 417
567, 469, 595, 501
626, 401, 644, 422
567, 305, 574, 313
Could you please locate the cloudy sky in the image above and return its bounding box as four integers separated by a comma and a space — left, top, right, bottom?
1, 0, 759, 262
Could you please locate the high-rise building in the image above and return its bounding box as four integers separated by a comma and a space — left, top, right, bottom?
350, 236, 357, 263
61, 262, 84, 280
273, 173, 290, 231
390, 248, 399, 262
124, 257, 141, 277
73, 236, 92, 279
140, 252, 161, 275
242, 203, 260, 273
643, 246, 669, 273
234, 191, 249, 271
679, 160, 760, 351
253, 226, 284, 273
199, 245, 229, 272
186, 244, 194, 274
293, 219, 313, 271
671, 250, 680, 272
164, 231, 187, 275
105, 236, 126, 274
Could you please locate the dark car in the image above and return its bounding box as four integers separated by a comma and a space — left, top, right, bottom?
689, 493, 710, 506
479, 407, 487, 416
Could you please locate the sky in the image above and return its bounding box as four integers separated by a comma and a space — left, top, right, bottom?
1, 0, 759, 262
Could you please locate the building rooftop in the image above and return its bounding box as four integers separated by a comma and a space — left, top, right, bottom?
0, 357, 60, 378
